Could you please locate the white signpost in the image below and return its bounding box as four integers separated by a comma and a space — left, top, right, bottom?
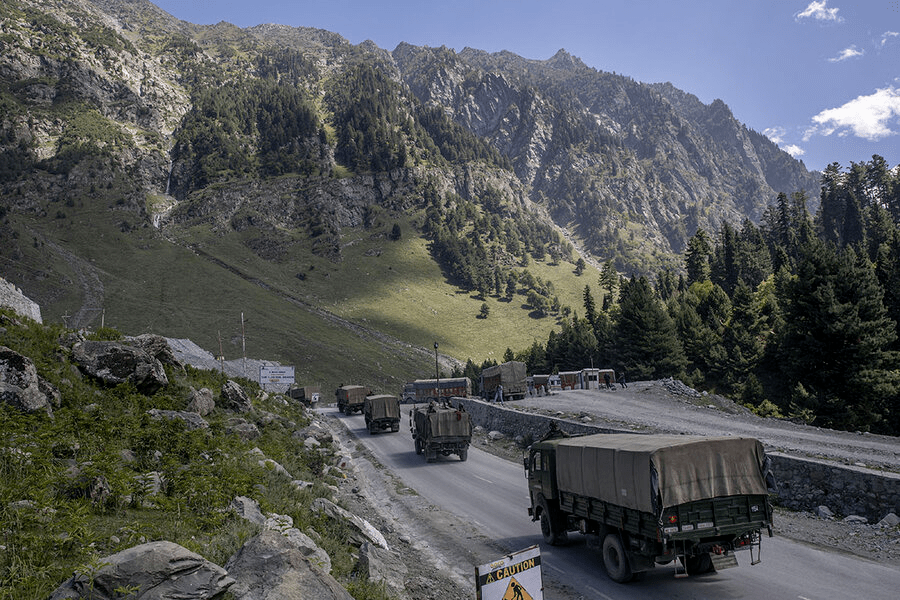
475, 545, 543, 600
259, 365, 295, 386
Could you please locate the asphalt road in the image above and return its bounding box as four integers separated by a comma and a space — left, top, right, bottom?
334, 405, 900, 600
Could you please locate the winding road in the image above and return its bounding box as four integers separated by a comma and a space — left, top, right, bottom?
332, 404, 900, 600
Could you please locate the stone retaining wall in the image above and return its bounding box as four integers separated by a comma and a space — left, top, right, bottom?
455, 397, 900, 523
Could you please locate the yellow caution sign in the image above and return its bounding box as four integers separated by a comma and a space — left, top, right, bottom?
502, 576, 533, 600
475, 546, 543, 600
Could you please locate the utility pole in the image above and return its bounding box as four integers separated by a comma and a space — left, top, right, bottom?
218, 330, 225, 375
434, 342, 440, 402
241, 312, 246, 376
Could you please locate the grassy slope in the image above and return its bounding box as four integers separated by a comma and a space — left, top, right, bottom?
6, 202, 601, 394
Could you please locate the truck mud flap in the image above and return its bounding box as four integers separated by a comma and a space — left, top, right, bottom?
710, 553, 738, 570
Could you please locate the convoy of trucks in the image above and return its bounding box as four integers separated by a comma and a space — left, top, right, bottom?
327, 364, 777, 585
363, 394, 401, 434
525, 429, 775, 582
410, 400, 473, 462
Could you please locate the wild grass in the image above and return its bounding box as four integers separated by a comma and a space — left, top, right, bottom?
0, 310, 385, 600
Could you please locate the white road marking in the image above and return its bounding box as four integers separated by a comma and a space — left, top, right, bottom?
472, 474, 494, 484
587, 585, 614, 599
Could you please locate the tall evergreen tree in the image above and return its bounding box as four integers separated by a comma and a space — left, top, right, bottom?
777, 241, 900, 432
614, 276, 686, 379
685, 229, 712, 284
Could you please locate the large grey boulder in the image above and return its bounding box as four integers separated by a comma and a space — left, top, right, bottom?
221, 380, 252, 412
357, 542, 408, 597
72, 340, 168, 393
147, 409, 209, 430
225, 530, 353, 600
0, 345, 60, 415
47, 541, 233, 599
187, 387, 215, 415
311, 498, 389, 549
125, 334, 182, 368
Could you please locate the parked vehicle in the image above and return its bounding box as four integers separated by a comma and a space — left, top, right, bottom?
364, 394, 401, 434
480, 361, 527, 401
407, 377, 471, 403
525, 429, 775, 582
335, 384, 369, 415
410, 400, 472, 462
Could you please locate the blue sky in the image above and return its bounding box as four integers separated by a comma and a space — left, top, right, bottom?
152, 1, 899, 173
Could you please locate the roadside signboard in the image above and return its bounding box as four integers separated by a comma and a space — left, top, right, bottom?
475, 545, 543, 600
259, 365, 295, 385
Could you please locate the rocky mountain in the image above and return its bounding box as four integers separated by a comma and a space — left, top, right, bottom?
0, 0, 820, 378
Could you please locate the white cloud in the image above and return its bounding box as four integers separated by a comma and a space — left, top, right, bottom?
783, 144, 806, 158
828, 45, 864, 62
882, 31, 899, 46
806, 86, 900, 141
795, 1, 843, 22
763, 126, 785, 144
763, 127, 805, 157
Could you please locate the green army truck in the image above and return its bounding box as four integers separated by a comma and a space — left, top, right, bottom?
410, 401, 473, 462
526, 431, 775, 582
364, 394, 401, 434
335, 385, 369, 415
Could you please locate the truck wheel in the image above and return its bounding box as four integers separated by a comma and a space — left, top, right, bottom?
391, 422, 400, 432
602, 533, 633, 583
458, 447, 468, 462
343, 405, 351, 415
538, 498, 568, 546
426, 449, 437, 463
369, 422, 377, 434
682, 552, 714, 575
414, 438, 423, 455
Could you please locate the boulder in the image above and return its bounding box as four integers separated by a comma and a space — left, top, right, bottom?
125, 334, 182, 368
357, 542, 408, 597
231, 496, 266, 526
311, 498, 388, 549
225, 530, 353, 600
147, 409, 209, 430
187, 387, 215, 416
226, 418, 260, 440
72, 340, 168, 393
0, 345, 60, 415
221, 380, 252, 412
47, 541, 233, 599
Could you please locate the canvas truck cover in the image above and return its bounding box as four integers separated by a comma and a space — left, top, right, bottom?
337, 385, 368, 402
482, 361, 527, 392
553, 434, 769, 513
365, 394, 400, 420
414, 405, 472, 438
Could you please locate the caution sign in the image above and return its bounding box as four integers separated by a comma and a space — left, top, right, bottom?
475, 546, 542, 600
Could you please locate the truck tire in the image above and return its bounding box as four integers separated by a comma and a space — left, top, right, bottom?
414, 438, 423, 455
682, 552, 714, 575
391, 422, 400, 432
458, 446, 468, 461
369, 422, 377, 434
343, 404, 351, 415
602, 532, 633, 583
538, 497, 568, 546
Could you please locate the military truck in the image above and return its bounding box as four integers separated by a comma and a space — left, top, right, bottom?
480, 361, 527, 401
410, 401, 473, 462
289, 385, 320, 406
364, 394, 401, 434
408, 377, 472, 402
335, 385, 369, 415
525, 431, 775, 582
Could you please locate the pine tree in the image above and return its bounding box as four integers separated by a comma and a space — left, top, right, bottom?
614, 276, 686, 379
777, 241, 900, 432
